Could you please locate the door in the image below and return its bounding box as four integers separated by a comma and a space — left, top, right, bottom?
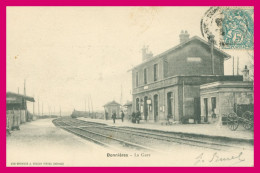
204, 98, 208, 122
144, 96, 148, 120
194, 97, 201, 123
167, 92, 174, 120
154, 94, 159, 122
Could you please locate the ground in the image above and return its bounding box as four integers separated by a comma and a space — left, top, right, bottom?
6, 118, 254, 167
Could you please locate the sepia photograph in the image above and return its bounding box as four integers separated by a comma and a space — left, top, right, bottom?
6, 6, 254, 167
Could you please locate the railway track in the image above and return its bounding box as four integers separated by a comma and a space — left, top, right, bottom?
53, 118, 158, 152
53, 118, 253, 152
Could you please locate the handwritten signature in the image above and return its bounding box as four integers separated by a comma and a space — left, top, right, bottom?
194, 152, 245, 165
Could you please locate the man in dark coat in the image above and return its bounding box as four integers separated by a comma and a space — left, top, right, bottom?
121, 111, 125, 122
112, 112, 116, 124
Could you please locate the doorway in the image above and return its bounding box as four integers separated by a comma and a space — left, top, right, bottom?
144, 96, 148, 121
194, 97, 201, 123
167, 92, 174, 119
136, 98, 139, 112
154, 94, 159, 122
204, 98, 208, 122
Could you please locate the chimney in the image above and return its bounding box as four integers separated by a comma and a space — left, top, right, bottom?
142, 45, 153, 62
242, 65, 250, 81
142, 46, 147, 62
208, 34, 215, 75
179, 30, 190, 43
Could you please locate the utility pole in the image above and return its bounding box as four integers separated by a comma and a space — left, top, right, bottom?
88, 96, 90, 117
60, 106, 61, 117
90, 95, 93, 114
24, 79, 27, 121
183, 80, 185, 117
237, 57, 240, 75
24, 79, 26, 96
33, 95, 35, 116
120, 84, 123, 110
42, 102, 43, 116
85, 99, 86, 113
233, 56, 235, 76
38, 98, 40, 116
209, 34, 215, 75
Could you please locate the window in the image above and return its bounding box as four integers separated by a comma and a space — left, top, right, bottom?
164, 60, 168, 77
136, 98, 140, 111
154, 64, 158, 81
211, 97, 216, 112
144, 68, 147, 84
136, 72, 139, 87
187, 57, 202, 62
211, 97, 216, 118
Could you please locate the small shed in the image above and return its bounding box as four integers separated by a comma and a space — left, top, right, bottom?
103, 100, 121, 120
6, 92, 35, 130
200, 81, 253, 124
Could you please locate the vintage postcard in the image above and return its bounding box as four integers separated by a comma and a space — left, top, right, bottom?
6, 6, 254, 167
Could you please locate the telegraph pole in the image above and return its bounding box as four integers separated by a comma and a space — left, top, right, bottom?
38, 98, 40, 116
88, 96, 91, 117
85, 99, 86, 113
33, 95, 35, 116
24, 79, 27, 121
90, 95, 93, 114
237, 57, 240, 75
233, 56, 235, 76
24, 79, 26, 96
183, 80, 185, 117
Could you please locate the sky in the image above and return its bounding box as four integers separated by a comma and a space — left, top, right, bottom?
6, 7, 253, 115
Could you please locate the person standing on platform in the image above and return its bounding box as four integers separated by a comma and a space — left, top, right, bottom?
112, 112, 116, 124
121, 111, 125, 122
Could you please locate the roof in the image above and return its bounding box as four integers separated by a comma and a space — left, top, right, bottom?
131, 36, 231, 70
103, 100, 121, 107
200, 81, 254, 90
124, 101, 132, 106
6, 92, 35, 102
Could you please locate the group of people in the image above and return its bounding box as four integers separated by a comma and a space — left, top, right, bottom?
111, 111, 125, 124
107, 110, 142, 124
131, 111, 141, 124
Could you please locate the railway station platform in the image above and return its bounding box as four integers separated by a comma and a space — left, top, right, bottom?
6, 118, 112, 167
77, 117, 254, 141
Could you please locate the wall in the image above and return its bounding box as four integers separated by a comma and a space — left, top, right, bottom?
132, 56, 163, 88
200, 88, 254, 123
132, 39, 226, 89
166, 40, 224, 77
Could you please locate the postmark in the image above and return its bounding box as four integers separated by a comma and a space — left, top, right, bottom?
201, 7, 254, 50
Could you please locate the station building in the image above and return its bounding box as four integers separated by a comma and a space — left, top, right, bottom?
131, 31, 244, 123
200, 80, 254, 123
103, 100, 121, 120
